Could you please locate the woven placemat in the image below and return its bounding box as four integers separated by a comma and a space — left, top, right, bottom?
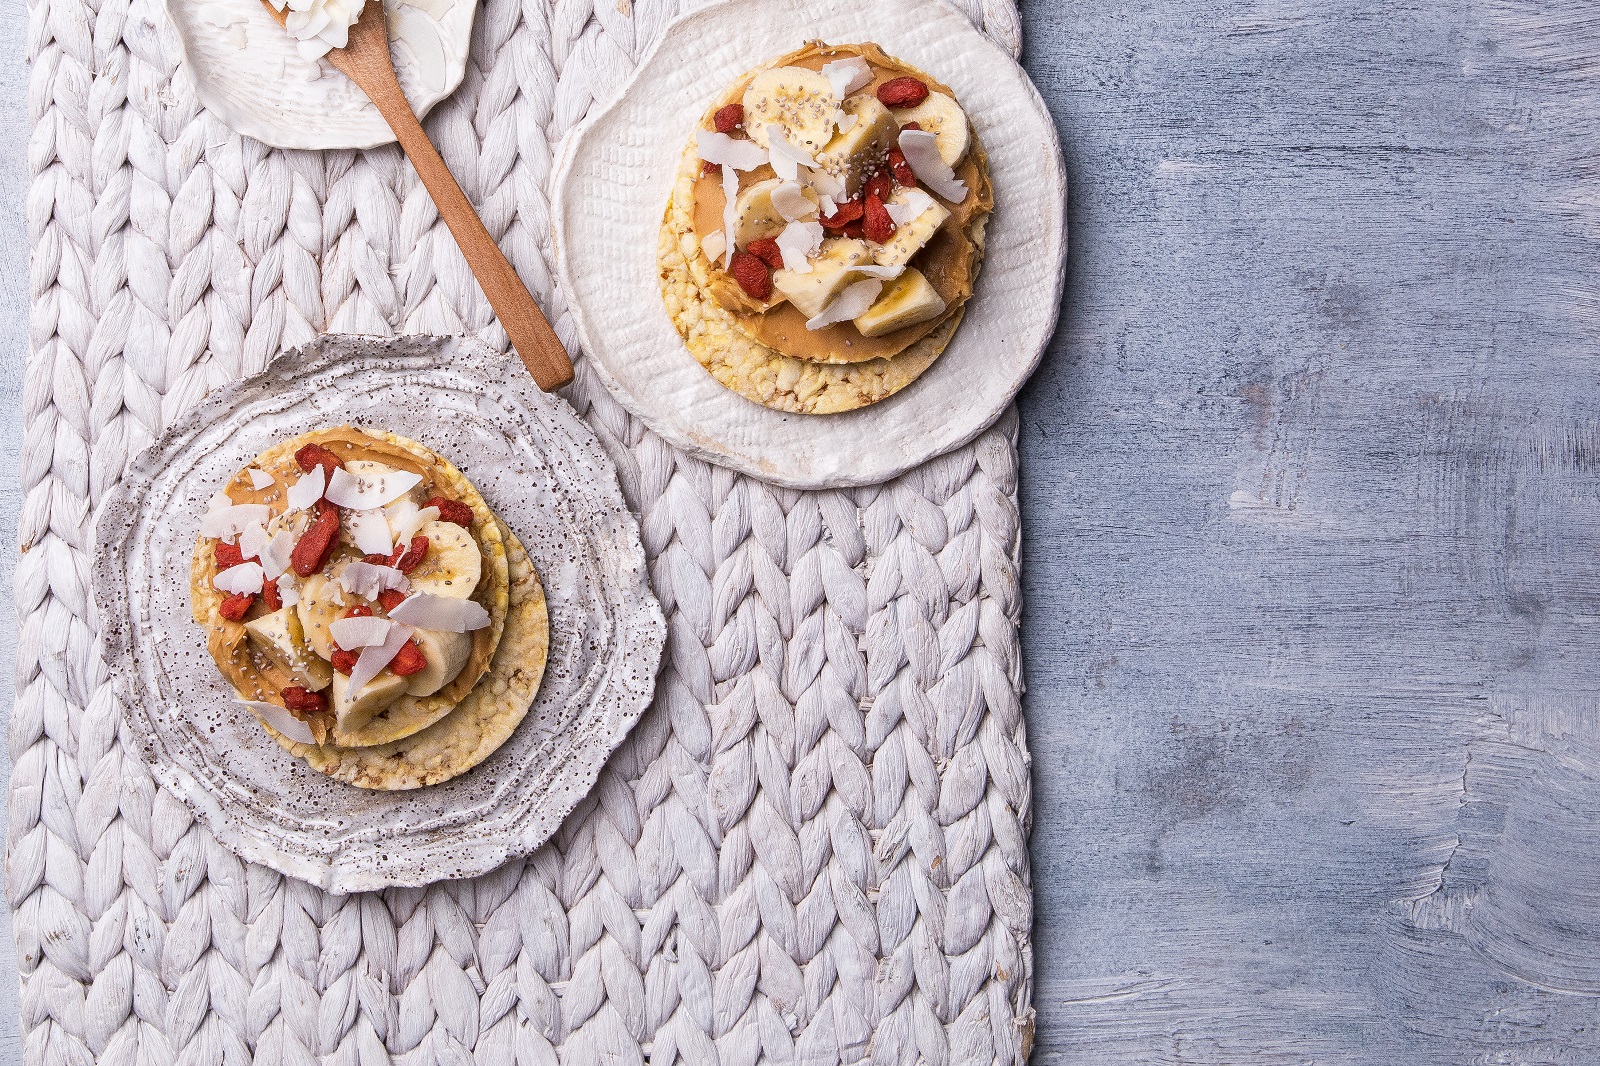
12, 0, 1035, 1060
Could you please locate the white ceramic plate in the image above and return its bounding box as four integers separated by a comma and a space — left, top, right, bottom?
93, 335, 665, 892
163, 0, 477, 149
550, 0, 1067, 490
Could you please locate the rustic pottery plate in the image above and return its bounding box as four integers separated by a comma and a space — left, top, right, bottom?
550, 0, 1067, 489
164, 0, 477, 149
93, 335, 665, 892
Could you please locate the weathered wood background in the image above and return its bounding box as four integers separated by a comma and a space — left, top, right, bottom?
4, 0, 1600, 1061
1018, 0, 1600, 1061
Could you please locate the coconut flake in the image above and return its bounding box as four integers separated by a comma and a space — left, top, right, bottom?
845, 263, 905, 280
247, 468, 274, 490
806, 279, 884, 331
765, 126, 817, 182
325, 465, 424, 510
898, 130, 968, 203
697, 130, 769, 171
337, 560, 410, 600
200, 504, 272, 540
771, 182, 816, 222
214, 562, 266, 595
387, 593, 492, 633
347, 624, 414, 695
260, 531, 296, 581
240, 700, 316, 745
831, 110, 857, 136
720, 165, 740, 268
775, 221, 825, 273
330, 615, 396, 649
700, 230, 727, 266
208, 491, 234, 513
238, 522, 270, 562
821, 57, 873, 100
385, 500, 440, 545
886, 188, 938, 227
346, 509, 394, 556
276, 574, 300, 608
286, 467, 326, 512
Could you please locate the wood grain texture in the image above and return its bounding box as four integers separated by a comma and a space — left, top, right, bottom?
1018, 0, 1600, 1061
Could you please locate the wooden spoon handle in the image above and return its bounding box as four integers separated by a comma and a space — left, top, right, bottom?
349, 66, 574, 391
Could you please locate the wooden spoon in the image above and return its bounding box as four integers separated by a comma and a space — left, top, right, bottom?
262, 0, 574, 391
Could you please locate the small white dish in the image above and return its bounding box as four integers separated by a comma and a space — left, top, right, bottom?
162, 0, 477, 149
550, 0, 1067, 489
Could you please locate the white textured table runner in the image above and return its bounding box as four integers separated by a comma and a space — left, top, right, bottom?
13, 0, 1035, 1060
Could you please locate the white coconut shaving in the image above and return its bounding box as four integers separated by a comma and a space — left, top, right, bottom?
326, 464, 423, 510
199, 504, 272, 540
820, 57, 873, 100
765, 126, 818, 182
805, 279, 884, 331
771, 182, 816, 222
260, 531, 296, 581
247, 468, 274, 490
285, 467, 325, 512
337, 560, 410, 600
237, 522, 271, 562
720, 165, 740, 267
700, 230, 728, 266
696, 130, 769, 171
214, 562, 266, 596
384, 500, 440, 545
330, 615, 397, 650
347, 624, 415, 695
886, 187, 938, 227
775, 221, 824, 272
240, 700, 316, 745
845, 263, 905, 280
276, 574, 300, 608
271, 0, 365, 63
207, 491, 234, 513
387, 593, 492, 633
897, 129, 968, 203
345, 509, 394, 556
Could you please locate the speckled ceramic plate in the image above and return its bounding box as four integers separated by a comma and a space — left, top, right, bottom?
550, 0, 1067, 489
93, 335, 665, 892
164, 0, 477, 149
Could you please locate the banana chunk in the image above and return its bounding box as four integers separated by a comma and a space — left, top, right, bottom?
854, 269, 947, 337
772, 238, 876, 319
404, 520, 482, 599
742, 66, 838, 154
890, 91, 970, 167
405, 629, 474, 697
295, 572, 345, 660
731, 177, 789, 249
245, 606, 333, 691
330, 669, 410, 737
816, 95, 898, 196
873, 188, 950, 267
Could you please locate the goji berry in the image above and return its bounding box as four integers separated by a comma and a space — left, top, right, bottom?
729, 250, 773, 300
294, 443, 344, 479
215, 541, 245, 570
745, 237, 785, 271
378, 588, 407, 614
864, 168, 893, 203
714, 103, 744, 134
877, 77, 928, 109
391, 536, 429, 574
331, 649, 360, 675
389, 641, 428, 677
342, 604, 373, 619
282, 687, 326, 714
291, 499, 340, 577
888, 147, 916, 187
262, 579, 282, 612
424, 497, 475, 527
864, 193, 896, 244
820, 198, 864, 229
219, 593, 255, 622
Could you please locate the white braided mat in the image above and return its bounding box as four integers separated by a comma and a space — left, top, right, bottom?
12, 0, 1036, 1060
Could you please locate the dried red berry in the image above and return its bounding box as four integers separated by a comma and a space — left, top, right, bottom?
745, 237, 785, 271
864, 168, 893, 203
215, 541, 245, 570
294, 443, 344, 479
331, 649, 359, 676
282, 687, 326, 714
729, 250, 773, 300
342, 604, 374, 619
842, 220, 865, 240
888, 147, 916, 187
425, 497, 474, 528
378, 588, 407, 614
714, 103, 744, 134
262, 579, 283, 612
389, 641, 428, 677
877, 77, 929, 109
291, 499, 340, 577
900, 121, 922, 131
820, 198, 864, 229
703, 160, 723, 176
219, 593, 255, 622
864, 193, 896, 244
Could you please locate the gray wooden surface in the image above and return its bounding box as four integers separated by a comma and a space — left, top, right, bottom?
7, 0, 1600, 1062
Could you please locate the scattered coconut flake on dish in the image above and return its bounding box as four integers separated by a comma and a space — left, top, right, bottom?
271, 0, 363, 62
200, 504, 272, 540
765, 126, 818, 182
325, 465, 423, 510
721, 166, 740, 268
806, 279, 883, 331
276, 574, 300, 607
260, 531, 296, 581
240, 700, 316, 745
387, 593, 492, 632
214, 562, 266, 595
208, 491, 234, 513
821, 56, 873, 100
701, 230, 728, 266
286, 467, 326, 512
238, 522, 271, 562
346, 509, 394, 556
247, 468, 275, 490
347, 624, 415, 694
771, 182, 815, 222
330, 615, 397, 649
697, 130, 769, 171
898, 130, 968, 203
384, 500, 440, 545
886, 188, 938, 227
776, 221, 824, 272
337, 560, 410, 600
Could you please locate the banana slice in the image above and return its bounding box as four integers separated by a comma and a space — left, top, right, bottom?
296, 572, 346, 660
732, 177, 788, 249
872, 188, 951, 267
815, 95, 899, 196
890, 91, 970, 167
403, 520, 482, 599
772, 238, 876, 319
742, 66, 838, 154
330, 669, 410, 737
245, 606, 334, 691
854, 269, 947, 337
404, 629, 473, 697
